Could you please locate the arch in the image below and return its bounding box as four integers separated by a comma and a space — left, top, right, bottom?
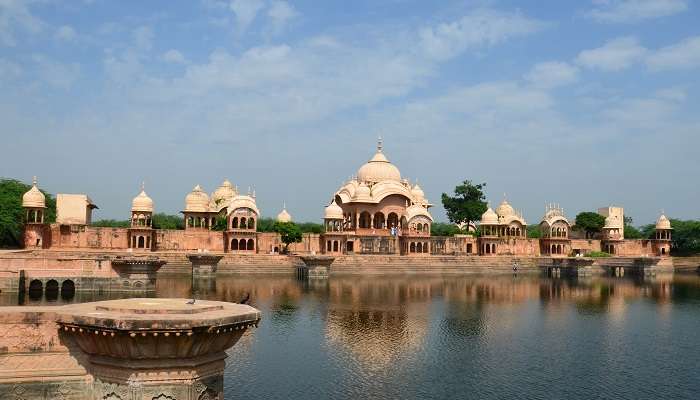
231, 239, 239, 251
239, 239, 247, 250
373, 212, 385, 229
248, 218, 255, 230
557, 244, 562, 254
516, 228, 521, 237
61, 280, 75, 299
416, 242, 423, 253
661, 247, 666, 255
359, 212, 371, 229
232, 217, 239, 229
423, 242, 429, 253
485, 244, 490, 254
327, 240, 332, 252
387, 212, 399, 229
247, 239, 255, 251
410, 242, 416, 253
188, 216, 194, 227
240, 217, 247, 229
491, 243, 496, 254
44, 279, 58, 292
417, 223, 423, 232
333, 241, 339, 252
551, 244, 556, 254
138, 236, 145, 248
424, 223, 430, 234
28, 279, 42, 300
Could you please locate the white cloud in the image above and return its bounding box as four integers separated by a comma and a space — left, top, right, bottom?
418, 9, 544, 61
0, 0, 45, 46
229, 0, 264, 34
0, 58, 22, 81
132, 26, 153, 51
646, 36, 700, 70
576, 36, 647, 71
525, 61, 579, 88
55, 25, 76, 41
267, 1, 298, 33
33, 55, 80, 89
585, 0, 688, 23
162, 49, 187, 64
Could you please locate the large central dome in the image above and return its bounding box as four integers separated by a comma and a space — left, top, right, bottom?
357, 138, 401, 183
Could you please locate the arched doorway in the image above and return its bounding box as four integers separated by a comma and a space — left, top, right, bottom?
387, 213, 399, 229
373, 212, 385, 229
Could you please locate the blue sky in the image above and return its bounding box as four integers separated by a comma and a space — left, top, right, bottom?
1, 0, 699, 225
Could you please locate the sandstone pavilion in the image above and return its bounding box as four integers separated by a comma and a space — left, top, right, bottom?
321, 138, 433, 255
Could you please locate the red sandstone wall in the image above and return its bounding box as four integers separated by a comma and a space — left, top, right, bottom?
46, 225, 129, 249
495, 238, 540, 256
614, 239, 655, 256
570, 239, 602, 254
257, 232, 321, 254
155, 229, 225, 252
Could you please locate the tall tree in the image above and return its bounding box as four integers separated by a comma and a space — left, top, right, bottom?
623, 216, 643, 239
273, 221, 303, 252
441, 180, 488, 228
152, 213, 185, 230
0, 179, 56, 248
574, 212, 606, 238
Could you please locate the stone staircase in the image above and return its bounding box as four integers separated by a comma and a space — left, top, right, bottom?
329, 255, 541, 275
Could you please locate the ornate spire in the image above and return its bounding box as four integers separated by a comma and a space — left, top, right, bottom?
377, 136, 383, 153
32, 176, 38, 186
141, 181, 145, 192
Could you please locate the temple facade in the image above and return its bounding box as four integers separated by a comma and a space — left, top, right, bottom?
21, 146, 674, 257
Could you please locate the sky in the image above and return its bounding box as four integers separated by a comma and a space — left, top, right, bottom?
1, 0, 699, 225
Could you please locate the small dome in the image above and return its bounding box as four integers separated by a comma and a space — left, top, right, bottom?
324, 199, 344, 219
131, 184, 153, 212
357, 139, 401, 183
352, 182, 373, 202
480, 206, 498, 225
411, 183, 425, 201
277, 205, 292, 223
22, 176, 46, 208
496, 198, 515, 218
656, 213, 672, 230
213, 179, 236, 204
185, 185, 210, 212
228, 194, 260, 216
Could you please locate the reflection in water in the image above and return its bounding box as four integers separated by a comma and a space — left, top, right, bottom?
3, 273, 700, 399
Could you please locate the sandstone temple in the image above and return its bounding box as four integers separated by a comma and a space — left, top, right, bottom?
20, 141, 672, 258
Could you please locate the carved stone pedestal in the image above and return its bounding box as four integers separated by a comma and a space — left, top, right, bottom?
56, 298, 261, 400
187, 254, 223, 276
111, 257, 167, 290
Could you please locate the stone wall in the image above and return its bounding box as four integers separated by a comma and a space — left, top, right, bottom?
48, 225, 130, 249
570, 239, 602, 254
155, 229, 225, 251
0, 307, 91, 399
612, 239, 655, 257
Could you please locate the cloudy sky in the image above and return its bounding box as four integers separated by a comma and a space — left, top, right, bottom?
1, 0, 699, 225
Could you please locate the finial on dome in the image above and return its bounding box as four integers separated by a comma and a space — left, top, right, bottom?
141, 181, 145, 191
32, 176, 38, 186
377, 136, 383, 153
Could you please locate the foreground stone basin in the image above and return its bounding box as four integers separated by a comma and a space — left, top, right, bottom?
0, 298, 261, 400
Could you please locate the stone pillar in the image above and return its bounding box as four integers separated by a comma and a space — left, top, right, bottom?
188, 254, 223, 276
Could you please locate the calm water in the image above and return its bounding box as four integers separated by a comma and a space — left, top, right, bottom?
5, 273, 700, 399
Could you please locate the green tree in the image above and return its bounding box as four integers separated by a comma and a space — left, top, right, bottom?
297, 221, 324, 234
0, 178, 56, 248
574, 212, 606, 238
256, 217, 277, 232
527, 224, 542, 238
152, 213, 185, 230
668, 219, 700, 255
640, 224, 657, 239
273, 221, 303, 252
92, 219, 130, 228
211, 214, 228, 231
441, 180, 488, 228
430, 222, 462, 237
623, 216, 643, 239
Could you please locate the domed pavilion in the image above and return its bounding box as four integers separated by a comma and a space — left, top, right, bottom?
322, 138, 432, 255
